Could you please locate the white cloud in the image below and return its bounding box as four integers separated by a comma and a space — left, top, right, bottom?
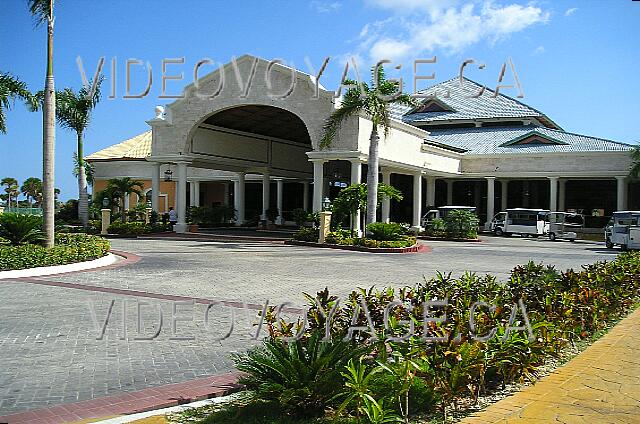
532, 45, 545, 55
565, 7, 578, 16
310, 1, 342, 13
353, 0, 551, 64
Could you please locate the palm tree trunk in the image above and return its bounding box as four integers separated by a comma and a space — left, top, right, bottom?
365, 127, 380, 228
42, 10, 56, 248
77, 131, 89, 226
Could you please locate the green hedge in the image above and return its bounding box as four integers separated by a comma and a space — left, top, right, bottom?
0, 233, 111, 271
107, 221, 170, 235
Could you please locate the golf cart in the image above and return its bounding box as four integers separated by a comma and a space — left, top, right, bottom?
490, 208, 550, 237
544, 212, 584, 242
605, 211, 640, 250
421, 206, 477, 228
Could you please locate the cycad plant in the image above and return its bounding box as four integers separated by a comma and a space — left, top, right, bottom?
0, 213, 44, 246
320, 66, 416, 228
232, 331, 368, 419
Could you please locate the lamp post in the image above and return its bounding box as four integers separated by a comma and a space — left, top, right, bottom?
100, 198, 111, 235
322, 197, 331, 211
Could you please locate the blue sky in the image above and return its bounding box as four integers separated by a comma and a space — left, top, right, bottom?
1, 0, 639, 200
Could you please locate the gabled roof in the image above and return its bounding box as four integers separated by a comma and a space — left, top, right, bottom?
427, 126, 633, 155
499, 131, 568, 147
86, 131, 151, 160
391, 77, 560, 129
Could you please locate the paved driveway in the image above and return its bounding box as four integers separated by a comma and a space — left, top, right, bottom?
0, 236, 617, 414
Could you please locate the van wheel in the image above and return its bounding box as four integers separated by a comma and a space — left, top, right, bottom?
569, 239, 575, 243
605, 239, 614, 249
494, 228, 504, 236
532, 234, 539, 239
621, 244, 628, 251
549, 233, 556, 241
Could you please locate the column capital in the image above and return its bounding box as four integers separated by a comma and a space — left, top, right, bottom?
485, 176, 496, 181
615, 176, 628, 181
309, 158, 327, 164
547, 176, 559, 181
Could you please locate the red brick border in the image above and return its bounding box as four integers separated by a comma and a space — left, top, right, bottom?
0, 372, 242, 424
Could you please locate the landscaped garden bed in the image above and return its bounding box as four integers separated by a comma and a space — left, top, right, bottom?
169, 252, 640, 424
421, 210, 481, 242
0, 213, 110, 271
106, 221, 171, 236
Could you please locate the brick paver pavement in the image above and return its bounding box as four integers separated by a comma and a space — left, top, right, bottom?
460, 307, 640, 424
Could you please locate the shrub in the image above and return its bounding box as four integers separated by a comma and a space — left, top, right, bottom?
366, 222, 407, 241
266, 207, 279, 223
293, 227, 319, 242
443, 209, 479, 239
292, 208, 312, 227
0, 233, 110, 271
233, 331, 369, 418
107, 221, 169, 235
425, 218, 446, 238
0, 213, 44, 246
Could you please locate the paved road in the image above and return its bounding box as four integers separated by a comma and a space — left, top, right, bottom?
0, 236, 618, 415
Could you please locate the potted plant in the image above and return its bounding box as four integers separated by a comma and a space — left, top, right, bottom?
188, 206, 206, 232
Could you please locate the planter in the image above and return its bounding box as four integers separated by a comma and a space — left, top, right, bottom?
419, 235, 480, 242
188, 224, 199, 233
286, 240, 430, 254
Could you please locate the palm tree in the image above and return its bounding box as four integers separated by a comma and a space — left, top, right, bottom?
1, 177, 20, 209
29, 0, 56, 248
106, 177, 144, 222
320, 66, 416, 227
21, 177, 42, 207
0, 72, 35, 134
53, 78, 102, 226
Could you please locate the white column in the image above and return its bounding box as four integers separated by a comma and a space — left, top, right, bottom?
549, 177, 559, 211
302, 181, 309, 211
446, 180, 453, 205
151, 162, 160, 211
485, 177, 495, 230
262, 172, 271, 220
175, 161, 188, 232
426, 176, 436, 207
276, 179, 284, 225
124, 192, 130, 211
189, 181, 197, 207
193, 180, 200, 207
616, 176, 628, 211
501, 179, 508, 211
312, 160, 324, 212
558, 179, 566, 212
381, 169, 391, 223
350, 159, 362, 235
234, 172, 245, 226
223, 181, 230, 206
412, 172, 423, 229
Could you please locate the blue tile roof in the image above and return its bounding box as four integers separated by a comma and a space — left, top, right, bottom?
427, 126, 634, 155
390, 77, 560, 129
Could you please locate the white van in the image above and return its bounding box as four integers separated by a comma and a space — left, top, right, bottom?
605, 211, 640, 250
544, 212, 584, 242
491, 208, 549, 237
421, 206, 477, 228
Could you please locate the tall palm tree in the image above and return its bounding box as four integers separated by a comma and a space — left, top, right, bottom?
21, 177, 42, 207
1, 177, 20, 208
54, 78, 102, 226
29, 0, 56, 248
320, 66, 416, 227
106, 177, 144, 222
0, 72, 35, 134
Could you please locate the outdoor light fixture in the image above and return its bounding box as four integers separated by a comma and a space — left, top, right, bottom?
322, 197, 331, 210
102, 198, 109, 208
164, 169, 173, 182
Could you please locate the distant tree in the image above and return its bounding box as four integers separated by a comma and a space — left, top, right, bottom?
0, 72, 35, 134
106, 177, 144, 221
629, 145, 640, 179
20, 177, 42, 207
1, 177, 20, 208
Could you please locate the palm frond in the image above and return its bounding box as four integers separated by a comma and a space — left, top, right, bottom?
28, 0, 53, 27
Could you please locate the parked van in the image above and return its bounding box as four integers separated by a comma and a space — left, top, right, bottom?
605, 211, 640, 250
491, 208, 549, 237
421, 206, 477, 228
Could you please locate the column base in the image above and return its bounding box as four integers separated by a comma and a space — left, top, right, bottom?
410, 225, 423, 234
174, 223, 188, 233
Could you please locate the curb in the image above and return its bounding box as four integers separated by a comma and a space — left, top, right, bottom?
0, 373, 242, 424
0, 253, 120, 280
